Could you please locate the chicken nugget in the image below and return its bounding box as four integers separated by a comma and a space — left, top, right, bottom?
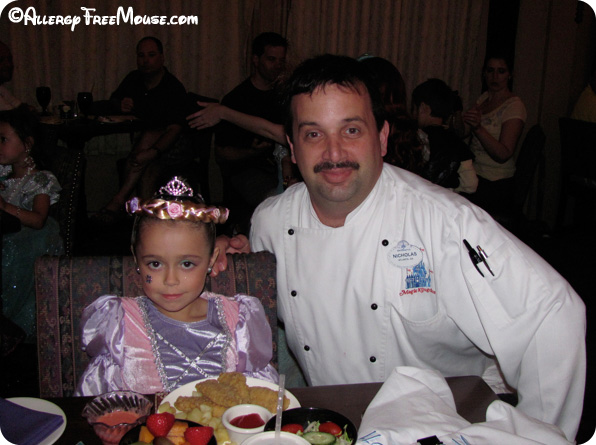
248, 386, 290, 413
174, 395, 210, 412
194, 378, 218, 396
197, 378, 243, 407
218, 372, 250, 402
174, 395, 228, 418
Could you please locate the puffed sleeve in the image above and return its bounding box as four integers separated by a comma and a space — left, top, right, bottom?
501, 96, 527, 123
234, 294, 279, 383
27, 171, 61, 206
74, 295, 127, 396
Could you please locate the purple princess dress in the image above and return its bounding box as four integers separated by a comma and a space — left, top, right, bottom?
75, 292, 278, 396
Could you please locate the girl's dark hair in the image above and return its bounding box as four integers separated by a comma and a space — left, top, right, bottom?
355, 56, 424, 173
359, 56, 408, 115
384, 112, 425, 175
412, 78, 460, 123
0, 107, 40, 145
131, 178, 217, 255
0, 107, 46, 168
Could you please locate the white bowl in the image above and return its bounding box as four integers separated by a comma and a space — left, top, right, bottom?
222, 404, 273, 444
240, 431, 310, 444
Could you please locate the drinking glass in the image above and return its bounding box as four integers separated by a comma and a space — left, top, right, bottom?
36, 86, 51, 115
77, 92, 94, 118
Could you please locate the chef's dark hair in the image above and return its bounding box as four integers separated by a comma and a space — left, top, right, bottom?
282, 54, 386, 142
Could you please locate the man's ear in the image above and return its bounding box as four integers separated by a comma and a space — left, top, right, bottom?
287, 135, 297, 164
379, 121, 389, 157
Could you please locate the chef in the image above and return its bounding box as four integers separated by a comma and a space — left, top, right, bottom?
213, 54, 586, 442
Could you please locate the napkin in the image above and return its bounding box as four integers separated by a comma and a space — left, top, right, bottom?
0, 397, 64, 445
356, 366, 571, 445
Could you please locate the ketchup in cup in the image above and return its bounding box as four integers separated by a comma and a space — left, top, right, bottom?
82, 391, 152, 445
93, 411, 141, 444
231, 413, 266, 429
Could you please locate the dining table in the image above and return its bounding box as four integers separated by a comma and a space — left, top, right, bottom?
46, 375, 497, 444
40, 113, 146, 153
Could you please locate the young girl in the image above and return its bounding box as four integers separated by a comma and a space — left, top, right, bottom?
0, 108, 63, 341
76, 176, 278, 396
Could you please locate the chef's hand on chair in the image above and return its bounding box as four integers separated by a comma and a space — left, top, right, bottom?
210, 234, 251, 276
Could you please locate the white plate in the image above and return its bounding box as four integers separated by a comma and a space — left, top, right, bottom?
6, 397, 67, 445
161, 377, 300, 412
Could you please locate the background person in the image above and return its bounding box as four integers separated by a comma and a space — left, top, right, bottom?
570, 64, 596, 123
358, 56, 426, 178
0, 108, 63, 340
214, 32, 288, 235
93, 36, 187, 224
0, 41, 23, 111
411, 78, 477, 193
462, 53, 526, 214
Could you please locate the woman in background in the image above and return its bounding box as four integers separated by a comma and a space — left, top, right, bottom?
463, 54, 526, 213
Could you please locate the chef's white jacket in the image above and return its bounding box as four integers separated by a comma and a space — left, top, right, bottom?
250, 164, 586, 441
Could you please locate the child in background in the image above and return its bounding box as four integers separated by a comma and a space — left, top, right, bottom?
411, 78, 478, 194
0, 108, 63, 342
76, 176, 278, 396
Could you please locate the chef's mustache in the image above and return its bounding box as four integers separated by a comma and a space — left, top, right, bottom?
314, 161, 360, 173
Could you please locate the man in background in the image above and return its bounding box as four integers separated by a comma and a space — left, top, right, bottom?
0, 41, 22, 111
215, 32, 288, 235
93, 36, 187, 224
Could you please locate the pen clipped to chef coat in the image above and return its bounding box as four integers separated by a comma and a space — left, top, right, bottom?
463, 239, 494, 277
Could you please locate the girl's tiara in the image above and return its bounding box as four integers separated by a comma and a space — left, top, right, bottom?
126, 177, 229, 224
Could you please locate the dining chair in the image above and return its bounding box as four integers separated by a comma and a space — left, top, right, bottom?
40, 125, 86, 256
34, 251, 277, 397
556, 117, 596, 231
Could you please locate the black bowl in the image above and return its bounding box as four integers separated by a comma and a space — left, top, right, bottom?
119, 419, 217, 445
264, 407, 356, 444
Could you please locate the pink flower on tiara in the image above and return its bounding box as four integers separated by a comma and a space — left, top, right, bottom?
127, 197, 140, 213
167, 202, 183, 218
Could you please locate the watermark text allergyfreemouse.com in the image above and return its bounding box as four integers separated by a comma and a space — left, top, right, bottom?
6, 6, 199, 31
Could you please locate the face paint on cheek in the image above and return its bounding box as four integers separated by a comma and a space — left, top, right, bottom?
146, 275, 152, 284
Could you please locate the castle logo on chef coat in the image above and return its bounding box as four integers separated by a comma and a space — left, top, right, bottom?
390, 240, 434, 295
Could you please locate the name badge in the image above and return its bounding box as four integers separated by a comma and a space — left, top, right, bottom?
388, 240, 423, 268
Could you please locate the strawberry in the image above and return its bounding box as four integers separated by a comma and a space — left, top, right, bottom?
184, 426, 214, 445
146, 412, 175, 437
